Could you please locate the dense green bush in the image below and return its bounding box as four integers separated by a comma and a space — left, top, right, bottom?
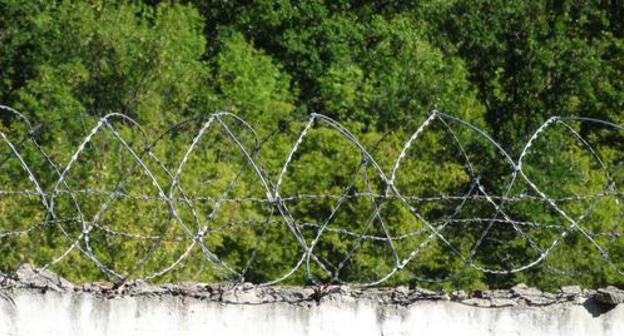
0, 0, 623, 290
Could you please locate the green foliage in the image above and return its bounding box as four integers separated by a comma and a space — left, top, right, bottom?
213, 30, 295, 124
0, 0, 622, 290
317, 15, 484, 127
437, 0, 624, 149
10, 1, 207, 125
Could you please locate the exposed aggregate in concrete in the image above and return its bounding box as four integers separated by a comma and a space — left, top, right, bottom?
1, 264, 623, 308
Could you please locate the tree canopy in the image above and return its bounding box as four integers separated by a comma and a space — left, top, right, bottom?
1, 0, 623, 290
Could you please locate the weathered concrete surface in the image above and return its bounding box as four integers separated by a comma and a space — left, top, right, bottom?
0, 267, 623, 336
0, 285, 623, 336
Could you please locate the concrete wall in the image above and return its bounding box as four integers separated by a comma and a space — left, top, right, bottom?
0, 285, 623, 336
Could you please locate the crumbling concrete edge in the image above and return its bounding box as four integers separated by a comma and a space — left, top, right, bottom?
1, 264, 623, 309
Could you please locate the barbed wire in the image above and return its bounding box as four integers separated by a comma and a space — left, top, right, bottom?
0, 105, 623, 286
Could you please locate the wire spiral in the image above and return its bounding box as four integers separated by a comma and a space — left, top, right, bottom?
1, 105, 623, 286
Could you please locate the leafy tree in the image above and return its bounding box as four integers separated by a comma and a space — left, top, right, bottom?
0, 0, 622, 290
437, 0, 624, 148
13, 1, 207, 125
